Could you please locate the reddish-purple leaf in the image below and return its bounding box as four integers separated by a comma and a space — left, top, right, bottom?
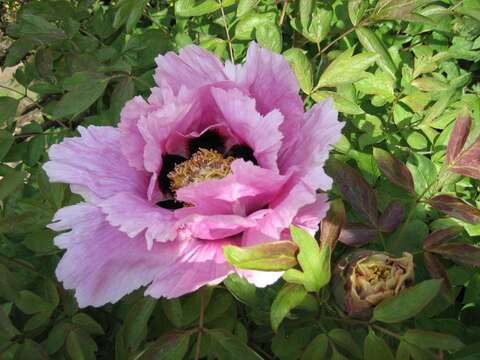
450, 135, 480, 180
320, 198, 346, 250
373, 148, 414, 193
379, 200, 404, 232
423, 227, 462, 250
428, 243, 480, 267
423, 252, 452, 297
446, 112, 471, 165
428, 195, 480, 224
338, 223, 378, 247
328, 159, 378, 226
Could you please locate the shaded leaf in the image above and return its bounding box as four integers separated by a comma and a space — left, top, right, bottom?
139, 331, 191, 360
428, 194, 480, 224
0, 171, 25, 201
320, 198, 346, 249
204, 329, 262, 360
373, 279, 443, 323
328, 159, 378, 226
338, 223, 378, 246
428, 243, 480, 267
446, 111, 471, 165
328, 328, 362, 359
123, 298, 156, 351
423, 252, 452, 296
373, 148, 414, 192
364, 330, 394, 360
301, 334, 329, 360
270, 283, 307, 332
403, 329, 464, 352
0, 97, 19, 125
379, 200, 404, 232
423, 227, 462, 249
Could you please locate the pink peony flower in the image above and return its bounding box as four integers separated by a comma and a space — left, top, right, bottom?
44, 42, 343, 307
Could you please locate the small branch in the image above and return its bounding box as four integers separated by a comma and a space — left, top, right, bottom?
279, 0, 288, 26
194, 288, 206, 360
218, 0, 235, 63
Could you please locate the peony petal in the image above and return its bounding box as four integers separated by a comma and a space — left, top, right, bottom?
49, 204, 181, 307
43, 126, 148, 202
243, 175, 317, 242
119, 96, 150, 171
211, 87, 284, 171
235, 42, 304, 162
145, 239, 234, 299
154, 45, 228, 94
293, 194, 330, 235
178, 214, 256, 240
281, 98, 343, 191
175, 159, 290, 217
99, 192, 176, 250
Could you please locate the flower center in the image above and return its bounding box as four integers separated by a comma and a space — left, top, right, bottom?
167, 148, 234, 192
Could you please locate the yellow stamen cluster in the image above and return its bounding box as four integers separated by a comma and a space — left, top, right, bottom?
167, 148, 234, 192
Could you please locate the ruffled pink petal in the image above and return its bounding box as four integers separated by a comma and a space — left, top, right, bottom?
175, 159, 290, 217
281, 98, 343, 190
211, 87, 284, 171
119, 96, 149, 171
49, 204, 181, 307
154, 45, 228, 94
231, 42, 304, 163
293, 194, 330, 235
145, 239, 234, 299
244, 175, 317, 242
43, 126, 148, 202
138, 86, 193, 173
177, 214, 256, 240
99, 192, 176, 250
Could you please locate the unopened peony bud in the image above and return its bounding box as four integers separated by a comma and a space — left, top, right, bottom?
332, 250, 414, 319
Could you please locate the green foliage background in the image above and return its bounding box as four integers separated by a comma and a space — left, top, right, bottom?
0, 0, 479, 359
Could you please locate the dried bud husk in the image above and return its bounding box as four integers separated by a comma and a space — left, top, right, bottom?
332, 250, 414, 319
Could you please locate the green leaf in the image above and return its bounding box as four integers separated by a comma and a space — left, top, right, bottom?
406, 153, 437, 196
312, 91, 365, 115
223, 241, 297, 271
0, 306, 19, 339
348, 0, 369, 25
0, 97, 19, 125
224, 274, 259, 308
373, 279, 443, 323
123, 298, 156, 351
0, 130, 14, 161
176, 0, 235, 17
411, 77, 449, 92
364, 330, 394, 360
66, 330, 97, 360
72, 313, 104, 335
15, 290, 53, 315
284, 48, 313, 93
316, 48, 378, 88
283, 226, 331, 292
237, 0, 256, 17
113, 0, 149, 33
0, 171, 25, 202
255, 22, 282, 53
356, 27, 397, 80
328, 328, 362, 359
204, 329, 263, 360
235, 12, 276, 40
403, 329, 464, 352
139, 331, 191, 360
301, 334, 329, 360
15, 339, 49, 360
270, 283, 307, 332
52, 73, 109, 118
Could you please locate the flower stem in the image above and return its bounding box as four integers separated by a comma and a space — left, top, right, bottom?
194, 288, 206, 360
218, 0, 235, 63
